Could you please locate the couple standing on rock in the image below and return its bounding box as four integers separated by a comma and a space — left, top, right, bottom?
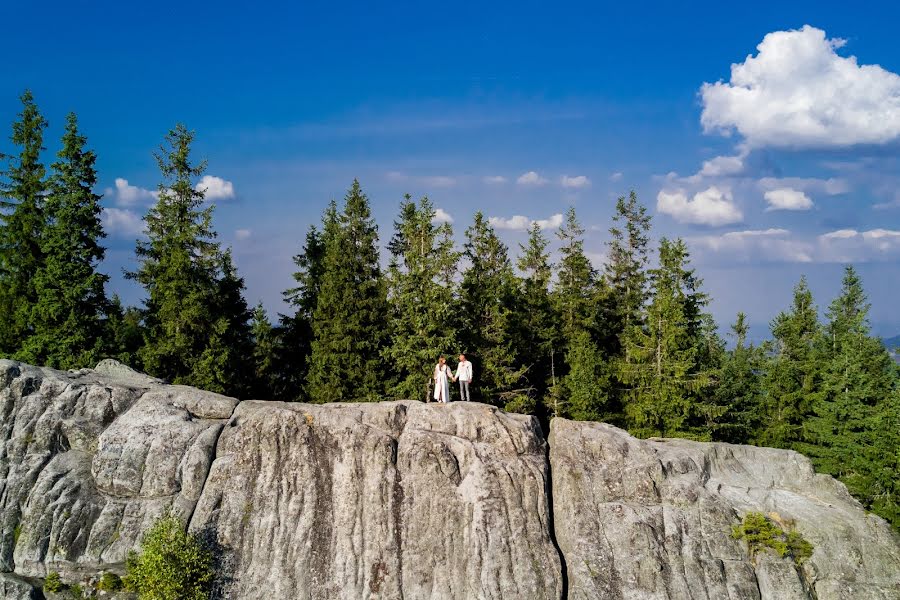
432, 354, 473, 403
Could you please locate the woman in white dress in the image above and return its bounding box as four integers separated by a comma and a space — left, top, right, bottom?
433, 356, 451, 403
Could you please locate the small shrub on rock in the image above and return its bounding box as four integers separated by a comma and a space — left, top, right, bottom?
124, 512, 213, 600
97, 571, 123, 592
732, 512, 814, 566
44, 571, 64, 592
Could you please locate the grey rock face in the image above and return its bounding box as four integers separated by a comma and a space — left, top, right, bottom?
0, 360, 898, 600
190, 400, 562, 600
549, 418, 900, 600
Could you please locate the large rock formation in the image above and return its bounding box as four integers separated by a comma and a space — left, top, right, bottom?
0, 359, 898, 599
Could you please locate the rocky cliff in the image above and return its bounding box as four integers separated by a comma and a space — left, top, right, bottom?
0, 359, 898, 599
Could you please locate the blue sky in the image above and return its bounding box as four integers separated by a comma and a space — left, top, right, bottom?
3, 0, 899, 339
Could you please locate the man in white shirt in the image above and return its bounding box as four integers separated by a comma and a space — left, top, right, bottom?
454, 354, 473, 401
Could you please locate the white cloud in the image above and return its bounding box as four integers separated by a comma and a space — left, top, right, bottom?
489, 213, 562, 231
700, 25, 900, 148
102, 207, 145, 237
764, 188, 814, 211
385, 171, 456, 188
106, 178, 157, 207
561, 175, 591, 189
534, 213, 564, 229
421, 175, 456, 188
432, 208, 454, 224
699, 153, 746, 178
516, 171, 548, 186
235, 228, 252, 241
195, 175, 235, 201
483, 175, 507, 184
689, 229, 814, 263
385, 171, 407, 182
757, 176, 848, 196
818, 228, 900, 262
609, 171, 623, 182
656, 186, 743, 226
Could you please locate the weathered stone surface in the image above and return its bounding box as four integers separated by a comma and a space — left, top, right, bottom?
190, 400, 562, 599
550, 418, 900, 600
0, 573, 41, 599
0, 360, 235, 581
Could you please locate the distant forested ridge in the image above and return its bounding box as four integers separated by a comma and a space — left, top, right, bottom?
1, 92, 898, 530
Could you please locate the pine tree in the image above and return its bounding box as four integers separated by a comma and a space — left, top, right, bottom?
384, 195, 458, 400
795, 266, 899, 526
458, 212, 526, 407
619, 238, 711, 438
251, 302, 279, 399
18, 113, 109, 368
0, 90, 48, 355
605, 190, 652, 355
516, 222, 560, 412
757, 276, 821, 448
712, 312, 764, 443
553, 207, 609, 419
306, 180, 388, 402
106, 295, 144, 368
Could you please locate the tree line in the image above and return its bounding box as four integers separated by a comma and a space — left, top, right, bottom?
1, 92, 897, 529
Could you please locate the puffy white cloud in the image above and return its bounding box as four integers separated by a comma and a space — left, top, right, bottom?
102, 207, 145, 237
561, 175, 591, 189
106, 178, 157, 207
656, 186, 743, 226
818, 228, 900, 262
764, 188, 814, 211
235, 228, 252, 241
489, 213, 562, 231
516, 171, 548, 186
700, 25, 900, 148
698, 153, 746, 177
689, 229, 813, 263
483, 175, 507, 184
195, 175, 235, 201
757, 176, 848, 196
432, 208, 454, 224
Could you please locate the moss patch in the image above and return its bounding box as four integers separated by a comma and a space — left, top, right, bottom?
732, 512, 813, 566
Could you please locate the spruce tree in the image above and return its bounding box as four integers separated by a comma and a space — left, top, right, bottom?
553, 207, 609, 419
306, 180, 388, 402
795, 266, 899, 526
618, 238, 711, 437
458, 212, 526, 407
106, 295, 144, 368
712, 312, 763, 443
604, 190, 652, 355
0, 90, 48, 355
251, 302, 279, 399
19, 113, 108, 368
757, 276, 821, 448
516, 222, 560, 411
384, 195, 458, 400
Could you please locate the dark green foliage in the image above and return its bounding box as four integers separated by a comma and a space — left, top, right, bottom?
757, 276, 821, 448
384, 195, 458, 400
130, 124, 251, 396
106, 295, 146, 369
17, 113, 109, 368
97, 571, 123, 592
731, 512, 813, 566
458, 212, 526, 406
124, 513, 213, 600
711, 313, 764, 443
0, 90, 48, 355
619, 238, 712, 438
306, 180, 388, 402
43, 571, 64, 592
251, 303, 279, 399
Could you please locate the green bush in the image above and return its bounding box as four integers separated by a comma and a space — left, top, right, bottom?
732, 512, 814, 566
69, 583, 87, 599
44, 571, 64, 593
124, 513, 213, 600
97, 571, 123, 592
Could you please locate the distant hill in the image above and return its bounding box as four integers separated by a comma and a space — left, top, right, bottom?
883, 335, 900, 351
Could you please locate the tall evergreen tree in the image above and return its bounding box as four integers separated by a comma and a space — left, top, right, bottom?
130, 124, 250, 395
619, 238, 711, 437
795, 266, 899, 526
19, 113, 108, 368
711, 312, 763, 443
458, 212, 526, 407
757, 276, 821, 448
384, 195, 458, 400
251, 302, 279, 399
516, 222, 560, 411
106, 295, 144, 368
306, 180, 388, 402
553, 207, 609, 419
0, 90, 48, 355
604, 190, 652, 355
